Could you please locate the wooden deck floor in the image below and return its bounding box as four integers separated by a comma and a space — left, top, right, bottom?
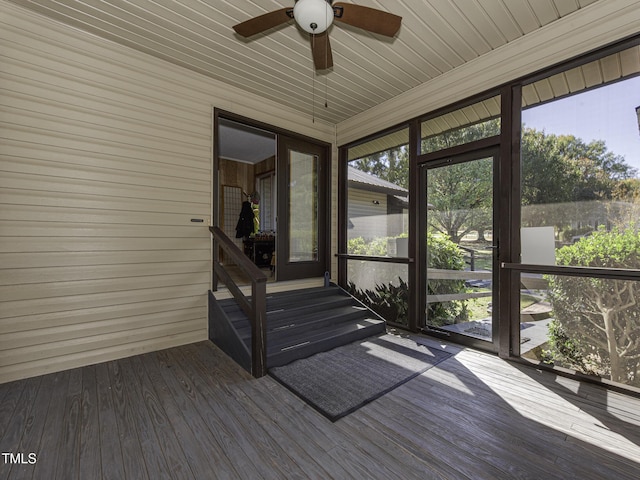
1, 337, 640, 480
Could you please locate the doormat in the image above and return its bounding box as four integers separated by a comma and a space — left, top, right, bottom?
269, 333, 452, 422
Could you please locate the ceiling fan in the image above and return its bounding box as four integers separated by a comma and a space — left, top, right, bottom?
232, 0, 402, 70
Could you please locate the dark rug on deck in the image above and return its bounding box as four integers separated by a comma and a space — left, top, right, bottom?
269, 333, 453, 421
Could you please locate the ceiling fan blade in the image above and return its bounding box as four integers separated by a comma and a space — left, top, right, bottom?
232, 8, 293, 37
333, 3, 401, 37
311, 31, 333, 70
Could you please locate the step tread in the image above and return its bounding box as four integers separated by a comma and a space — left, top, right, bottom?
233, 305, 374, 343
268, 317, 385, 352
221, 291, 351, 311
234, 296, 357, 326
222, 290, 364, 331
217, 285, 344, 309
266, 320, 386, 368
267, 302, 368, 329
268, 315, 382, 348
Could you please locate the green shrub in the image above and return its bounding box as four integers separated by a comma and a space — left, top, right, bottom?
347, 237, 368, 255
544, 226, 640, 386
346, 235, 393, 256
346, 232, 468, 327
347, 278, 409, 325
426, 232, 468, 326
346, 235, 408, 324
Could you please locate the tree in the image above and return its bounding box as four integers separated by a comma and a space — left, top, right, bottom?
521, 129, 637, 231
613, 178, 640, 202
422, 119, 499, 243
353, 123, 637, 247
351, 146, 409, 190
426, 158, 493, 243
544, 228, 640, 386
421, 118, 500, 152
606, 178, 640, 232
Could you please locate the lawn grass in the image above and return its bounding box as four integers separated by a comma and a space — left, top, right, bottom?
465, 292, 540, 320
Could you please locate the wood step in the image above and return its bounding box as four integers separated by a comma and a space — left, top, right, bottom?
217, 286, 346, 314
266, 317, 386, 368
267, 304, 371, 336
268, 307, 374, 347
220, 293, 356, 327
210, 284, 387, 371
233, 302, 374, 344
221, 297, 358, 334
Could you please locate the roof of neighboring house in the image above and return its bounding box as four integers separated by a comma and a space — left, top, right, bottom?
348, 166, 408, 197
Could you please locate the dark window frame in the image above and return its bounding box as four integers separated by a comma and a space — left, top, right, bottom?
337, 34, 640, 389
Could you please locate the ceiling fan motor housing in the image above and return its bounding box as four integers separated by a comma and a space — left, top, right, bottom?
233, 1, 401, 71
293, 0, 335, 34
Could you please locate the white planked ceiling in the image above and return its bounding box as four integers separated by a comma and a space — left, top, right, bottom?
7, 0, 602, 125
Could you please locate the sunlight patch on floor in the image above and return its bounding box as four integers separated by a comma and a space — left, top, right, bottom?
457, 353, 640, 463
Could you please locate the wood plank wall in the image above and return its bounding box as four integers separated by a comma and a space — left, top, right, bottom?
219, 159, 255, 197
0, 1, 335, 383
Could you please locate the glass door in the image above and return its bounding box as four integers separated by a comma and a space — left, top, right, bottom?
423, 151, 499, 350
276, 135, 329, 281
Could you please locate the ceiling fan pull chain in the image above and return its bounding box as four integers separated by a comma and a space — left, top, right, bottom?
325, 5, 329, 109
324, 42, 328, 108
325, 76, 328, 109
312, 34, 316, 123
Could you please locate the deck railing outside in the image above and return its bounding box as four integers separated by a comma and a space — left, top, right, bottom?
209, 226, 268, 377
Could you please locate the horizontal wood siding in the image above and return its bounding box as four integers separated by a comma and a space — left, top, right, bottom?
347, 189, 388, 241
0, 2, 335, 383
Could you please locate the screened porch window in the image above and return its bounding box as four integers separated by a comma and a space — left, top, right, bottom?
345, 126, 410, 326
518, 45, 640, 389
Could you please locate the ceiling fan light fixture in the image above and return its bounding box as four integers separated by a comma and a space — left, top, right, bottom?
232, 1, 401, 71
293, 0, 334, 34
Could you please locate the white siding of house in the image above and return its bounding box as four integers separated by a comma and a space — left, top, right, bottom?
347, 189, 388, 242
0, 2, 334, 383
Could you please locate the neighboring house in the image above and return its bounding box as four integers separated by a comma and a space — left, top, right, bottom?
347, 166, 408, 243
